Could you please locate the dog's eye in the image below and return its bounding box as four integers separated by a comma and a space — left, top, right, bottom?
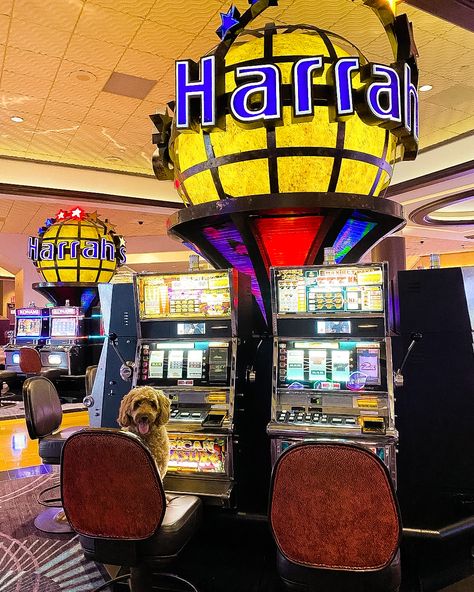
149, 400, 157, 409
133, 399, 142, 409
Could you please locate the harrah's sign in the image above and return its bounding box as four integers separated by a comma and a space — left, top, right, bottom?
27, 236, 126, 265
175, 55, 418, 149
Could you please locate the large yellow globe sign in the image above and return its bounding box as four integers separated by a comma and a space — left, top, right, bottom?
171, 29, 397, 206
28, 209, 126, 284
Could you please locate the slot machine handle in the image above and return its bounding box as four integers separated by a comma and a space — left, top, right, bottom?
246, 366, 256, 384
108, 333, 135, 382
394, 332, 423, 388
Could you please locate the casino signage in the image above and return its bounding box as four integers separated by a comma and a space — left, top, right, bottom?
27, 207, 126, 284
176, 57, 418, 143
150, 0, 418, 324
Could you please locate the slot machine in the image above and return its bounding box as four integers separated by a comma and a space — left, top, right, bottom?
39, 304, 103, 376
4, 307, 50, 373
395, 267, 474, 528
134, 269, 252, 506
267, 262, 397, 482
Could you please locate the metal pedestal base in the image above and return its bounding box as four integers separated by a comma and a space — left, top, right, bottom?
34, 507, 73, 534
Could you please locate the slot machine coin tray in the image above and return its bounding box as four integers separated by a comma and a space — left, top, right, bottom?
202, 412, 226, 427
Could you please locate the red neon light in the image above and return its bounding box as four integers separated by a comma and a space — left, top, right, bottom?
56, 210, 67, 220
252, 216, 324, 268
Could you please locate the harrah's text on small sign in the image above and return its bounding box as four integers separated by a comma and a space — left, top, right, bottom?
27, 236, 126, 265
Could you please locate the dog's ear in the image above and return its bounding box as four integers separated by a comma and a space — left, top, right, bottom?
117, 392, 133, 427
155, 390, 170, 426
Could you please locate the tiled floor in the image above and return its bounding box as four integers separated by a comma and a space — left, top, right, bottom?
0, 410, 89, 473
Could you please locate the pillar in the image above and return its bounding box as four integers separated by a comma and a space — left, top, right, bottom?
372, 235, 406, 332
371, 236, 406, 284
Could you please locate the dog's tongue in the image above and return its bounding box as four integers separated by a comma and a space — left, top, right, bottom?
137, 418, 150, 435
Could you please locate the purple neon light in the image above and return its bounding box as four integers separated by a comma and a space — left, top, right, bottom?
202, 222, 266, 317
333, 218, 377, 262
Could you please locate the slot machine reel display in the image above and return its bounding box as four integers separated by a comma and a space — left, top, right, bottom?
268, 263, 397, 481
134, 270, 252, 505
4, 307, 50, 373
40, 305, 103, 376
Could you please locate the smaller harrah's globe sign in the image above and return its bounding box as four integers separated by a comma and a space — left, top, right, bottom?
27, 208, 126, 284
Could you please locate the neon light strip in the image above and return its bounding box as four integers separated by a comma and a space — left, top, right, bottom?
333, 219, 376, 263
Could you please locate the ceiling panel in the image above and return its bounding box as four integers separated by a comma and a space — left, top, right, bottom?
0, 0, 472, 176
0, 195, 171, 237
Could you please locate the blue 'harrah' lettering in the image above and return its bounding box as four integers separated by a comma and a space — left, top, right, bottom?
27, 238, 126, 264
231, 64, 281, 122
175, 54, 418, 148
176, 56, 216, 129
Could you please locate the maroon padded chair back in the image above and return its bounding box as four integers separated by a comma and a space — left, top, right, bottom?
270, 442, 401, 571
61, 429, 166, 540
23, 376, 62, 440
19, 347, 42, 374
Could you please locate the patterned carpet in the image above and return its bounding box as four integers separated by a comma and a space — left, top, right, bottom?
0, 474, 107, 592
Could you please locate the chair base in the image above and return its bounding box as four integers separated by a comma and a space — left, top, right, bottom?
34, 507, 74, 534
0, 399, 16, 408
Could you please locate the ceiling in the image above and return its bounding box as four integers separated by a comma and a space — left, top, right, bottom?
0, 194, 169, 236
0, 0, 473, 176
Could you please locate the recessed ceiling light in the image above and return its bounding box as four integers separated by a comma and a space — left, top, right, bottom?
70, 70, 97, 83
11, 116, 24, 123
420, 84, 433, 92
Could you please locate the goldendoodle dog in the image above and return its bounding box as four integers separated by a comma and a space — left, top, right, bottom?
118, 386, 170, 479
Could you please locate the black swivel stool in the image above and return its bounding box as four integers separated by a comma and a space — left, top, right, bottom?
269, 442, 402, 592
0, 370, 17, 407
61, 429, 202, 592
23, 375, 87, 533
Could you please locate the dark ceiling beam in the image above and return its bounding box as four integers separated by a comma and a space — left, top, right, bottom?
0, 182, 184, 212
404, 0, 474, 32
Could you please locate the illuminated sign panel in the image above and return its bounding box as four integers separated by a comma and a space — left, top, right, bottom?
138, 272, 231, 320
275, 265, 384, 315
175, 57, 418, 145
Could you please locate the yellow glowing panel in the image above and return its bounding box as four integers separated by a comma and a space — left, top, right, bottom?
276, 106, 337, 148
336, 159, 380, 195
273, 33, 333, 58
210, 116, 267, 157
226, 38, 264, 67
183, 170, 220, 204
220, 158, 270, 197
175, 131, 208, 171
278, 156, 334, 193
343, 114, 388, 156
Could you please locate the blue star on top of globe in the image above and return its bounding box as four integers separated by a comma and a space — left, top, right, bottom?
217, 5, 241, 40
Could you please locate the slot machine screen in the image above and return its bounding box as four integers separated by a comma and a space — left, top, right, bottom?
143, 341, 230, 387
138, 272, 231, 319
278, 340, 385, 392
16, 318, 42, 337
168, 435, 226, 473
51, 317, 77, 338
275, 265, 384, 315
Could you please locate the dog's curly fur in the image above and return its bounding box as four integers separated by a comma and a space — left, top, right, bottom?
118, 386, 170, 479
